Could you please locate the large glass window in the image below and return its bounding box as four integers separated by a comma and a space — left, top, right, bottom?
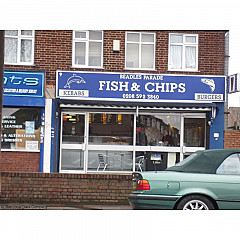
1, 108, 41, 151
168, 33, 198, 71
73, 30, 103, 68
88, 150, 133, 171
184, 118, 205, 147
59, 111, 206, 173
61, 149, 84, 170
125, 32, 155, 70
62, 113, 85, 144
4, 30, 34, 65
136, 114, 180, 146
89, 113, 133, 145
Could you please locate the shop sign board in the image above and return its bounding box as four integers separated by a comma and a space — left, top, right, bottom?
3, 71, 44, 98
56, 71, 226, 102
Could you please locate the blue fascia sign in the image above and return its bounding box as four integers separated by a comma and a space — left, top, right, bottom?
4, 71, 44, 98
56, 71, 226, 102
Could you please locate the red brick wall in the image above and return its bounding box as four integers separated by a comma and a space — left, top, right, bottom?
0, 172, 132, 204
0, 152, 39, 172
4, 30, 227, 87
224, 130, 240, 149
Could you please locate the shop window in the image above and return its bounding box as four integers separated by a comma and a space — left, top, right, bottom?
125, 32, 155, 70
184, 118, 205, 147
4, 30, 34, 65
61, 149, 84, 170
168, 33, 198, 71
88, 150, 133, 171
1, 108, 41, 151
217, 154, 240, 175
62, 113, 85, 144
72, 30, 103, 68
88, 113, 133, 145
136, 114, 180, 147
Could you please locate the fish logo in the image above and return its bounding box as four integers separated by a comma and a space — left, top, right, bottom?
64, 74, 86, 88
201, 78, 215, 92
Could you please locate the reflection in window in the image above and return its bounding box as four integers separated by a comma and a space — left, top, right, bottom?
1, 108, 41, 150
184, 118, 205, 147
89, 113, 133, 145
62, 114, 85, 144
88, 150, 133, 171
136, 115, 180, 146
217, 154, 240, 175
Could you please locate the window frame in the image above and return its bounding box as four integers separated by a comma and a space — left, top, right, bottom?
72, 30, 104, 69
168, 33, 198, 72
4, 30, 35, 66
125, 31, 156, 71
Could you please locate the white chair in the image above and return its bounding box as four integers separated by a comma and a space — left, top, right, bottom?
135, 156, 145, 172
97, 154, 108, 171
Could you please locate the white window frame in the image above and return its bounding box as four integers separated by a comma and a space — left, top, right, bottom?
125, 31, 156, 70
168, 33, 198, 72
72, 30, 103, 69
229, 75, 236, 93
4, 30, 35, 66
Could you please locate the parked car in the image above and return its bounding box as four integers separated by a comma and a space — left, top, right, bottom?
128, 149, 240, 210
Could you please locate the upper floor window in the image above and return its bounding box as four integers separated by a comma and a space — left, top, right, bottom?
168, 33, 198, 71
72, 31, 103, 68
4, 30, 34, 65
125, 32, 155, 70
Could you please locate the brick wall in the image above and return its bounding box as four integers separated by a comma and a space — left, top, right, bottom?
4, 30, 227, 87
0, 152, 39, 172
0, 172, 132, 205
224, 130, 240, 149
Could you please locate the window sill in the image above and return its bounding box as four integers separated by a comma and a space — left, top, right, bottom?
167, 69, 200, 73
1, 149, 40, 153
4, 63, 35, 66
124, 68, 157, 71
71, 65, 104, 69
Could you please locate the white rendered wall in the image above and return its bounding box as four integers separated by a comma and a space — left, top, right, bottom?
43, 99, 52, 173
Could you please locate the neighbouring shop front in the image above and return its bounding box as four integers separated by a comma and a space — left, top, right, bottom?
1, 71, 45, 171
55, 71, 225, 174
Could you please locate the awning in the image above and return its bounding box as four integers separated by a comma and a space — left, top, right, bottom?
58, 99, 217, 112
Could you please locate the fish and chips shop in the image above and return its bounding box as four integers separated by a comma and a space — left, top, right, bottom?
54, 70, 226, 174
1, 70, 45, 171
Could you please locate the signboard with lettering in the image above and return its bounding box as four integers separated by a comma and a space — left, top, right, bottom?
56, 71, 226, 102
4, 71, 44, 98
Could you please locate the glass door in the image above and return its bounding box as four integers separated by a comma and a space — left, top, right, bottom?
60, 112, 87, 172
181, 114, 206, 161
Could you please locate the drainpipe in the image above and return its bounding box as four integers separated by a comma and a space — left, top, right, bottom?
0, 31, 4, 161
224, 31, 230, 131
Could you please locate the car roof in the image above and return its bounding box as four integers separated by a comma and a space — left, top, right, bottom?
166, 149, 240, 174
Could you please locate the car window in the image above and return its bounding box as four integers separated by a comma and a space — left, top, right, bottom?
216, 154, 240, 175
173, 153, 198, 167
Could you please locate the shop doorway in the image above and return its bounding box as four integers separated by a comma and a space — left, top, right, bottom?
59, 112, 87, 172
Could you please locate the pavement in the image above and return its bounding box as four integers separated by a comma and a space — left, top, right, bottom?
0, 203, 132, 210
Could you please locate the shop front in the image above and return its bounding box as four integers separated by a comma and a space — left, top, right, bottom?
1, 70, 45, 172
55, 71, 225, 174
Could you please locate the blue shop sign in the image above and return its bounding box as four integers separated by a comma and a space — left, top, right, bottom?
4, 71, 44, 98
56, 71, 226, 102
